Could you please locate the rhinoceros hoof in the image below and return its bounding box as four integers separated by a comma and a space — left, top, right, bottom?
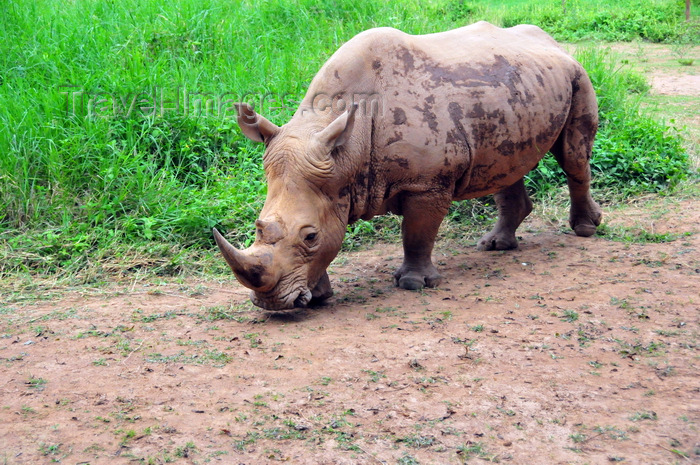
573, 223, 597, 237
476, 233, 518, 251
395, 270, 442, 290
571, 204, 602, 237
398, 275, 425, 290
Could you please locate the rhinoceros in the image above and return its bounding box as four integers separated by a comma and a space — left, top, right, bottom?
213, 21, 602, 311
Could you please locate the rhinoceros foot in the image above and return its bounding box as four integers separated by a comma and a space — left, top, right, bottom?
393, 265, 442, 291
476, 231, 519, 251
570, 198, 603, 237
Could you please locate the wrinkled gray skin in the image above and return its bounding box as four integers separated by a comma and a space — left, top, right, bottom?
213, 22, 602, 312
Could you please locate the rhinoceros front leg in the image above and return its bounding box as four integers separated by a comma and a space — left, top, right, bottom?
393, 195, 449, 290
477, 178, 533, 251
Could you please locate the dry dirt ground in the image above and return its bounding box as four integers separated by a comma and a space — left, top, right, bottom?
1, 44, 699, 465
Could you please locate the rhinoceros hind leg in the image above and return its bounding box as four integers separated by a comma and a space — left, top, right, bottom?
310, 271, 334, 303
393, 195, 449, 290
552, 73, 602, 237
555, 142, 602, 238
477, 179, 533, 251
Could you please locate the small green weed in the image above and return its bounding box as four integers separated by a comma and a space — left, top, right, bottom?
598, 224, 689, 244
199, 305, 252, 323
263, 426, 305, 440
233, 432, 260, 451
397, 453, 421, 465
629, 410, 658, 421
38, 443, 62, 457
362, 369, 386, 383
21, 405, 36, 414
611, 297, 631, 309
133, 310, 180, 323
175, 442, 197, 458
243, 333, 262, 348
616, 339, 665, 358
146, 349, 232, 366
594, 425, 629, 441
399, 435, 435, 448
26, 376, 47, 391
457, 442, 489, 460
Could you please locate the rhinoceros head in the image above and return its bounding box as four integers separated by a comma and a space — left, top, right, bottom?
213, 103, 357, 311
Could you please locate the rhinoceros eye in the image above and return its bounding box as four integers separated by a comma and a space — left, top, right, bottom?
300, 227, 318, 246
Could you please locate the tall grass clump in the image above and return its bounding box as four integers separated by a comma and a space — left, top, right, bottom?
494, 0, 695, 42
0, 0, 694, 279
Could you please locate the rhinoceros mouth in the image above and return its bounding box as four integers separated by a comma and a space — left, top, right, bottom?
250, 287, 313, 312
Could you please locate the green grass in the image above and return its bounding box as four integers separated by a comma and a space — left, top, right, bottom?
0, 0, 697, 282
597, 223, 693, 243
26, 376, 48, 391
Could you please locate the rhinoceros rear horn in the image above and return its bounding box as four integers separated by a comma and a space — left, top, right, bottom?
234, 103, 280, 144
317, 103, 358, 149
212, 228, 274, 291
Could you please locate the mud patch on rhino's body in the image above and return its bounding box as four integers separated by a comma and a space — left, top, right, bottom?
388, 157, 410, 169
536, 112, 568, 146
497, 139, 516, 157
414, 102, 439, 134
392, 107, 407, 125
466, 161, 511, 193
445, 102, 472, 158
496, 138, 534, 158
471, 121, 500, 142
575, 112, 598, 154
423, 54, 516, 91
433, 172, 454, 189
397, 47, 415, 74
386, 131, 404, 146
467, 102, 506, 123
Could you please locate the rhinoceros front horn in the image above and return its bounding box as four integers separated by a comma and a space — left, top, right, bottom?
212, 228, 275, 292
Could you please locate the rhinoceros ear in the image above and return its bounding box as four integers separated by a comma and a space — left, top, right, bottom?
316, 103, 358, 149
235, 103, 280, 143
